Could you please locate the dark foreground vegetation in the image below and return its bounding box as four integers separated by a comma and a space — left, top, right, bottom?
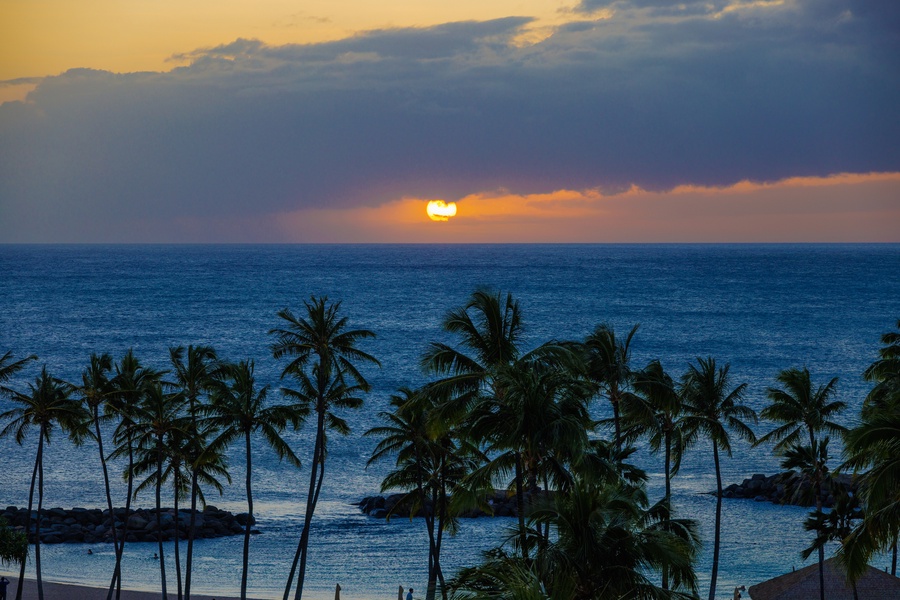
1, 292, 898, 600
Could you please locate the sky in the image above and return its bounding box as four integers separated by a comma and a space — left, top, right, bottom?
1, 0, 898, 243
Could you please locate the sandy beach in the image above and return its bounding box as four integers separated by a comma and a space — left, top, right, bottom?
2, 577, 246, 600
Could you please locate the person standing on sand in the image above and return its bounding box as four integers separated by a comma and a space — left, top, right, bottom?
0, 576, 10, 600
406, 587, 413, 600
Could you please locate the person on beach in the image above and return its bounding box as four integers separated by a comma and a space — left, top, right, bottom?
0, 576, 10, 600
406, 588, 413, 600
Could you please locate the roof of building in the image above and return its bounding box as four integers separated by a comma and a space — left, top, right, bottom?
748, 558, 900, 600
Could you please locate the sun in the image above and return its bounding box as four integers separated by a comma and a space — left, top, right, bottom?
426, 200, 458, 221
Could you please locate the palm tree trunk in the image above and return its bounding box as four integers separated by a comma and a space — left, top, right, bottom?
411, 442, 437, 600
515, 451, 527, 559
294, 432, 326, 600
810, 430, 825, 600
709, 442, 722, 600
156, 439, 168, 600
114, 440, 135, 600
184, 472, 199, 600
185, 396, 199, 600
284, 413, 324, 600
173, 471, 183, 600
95, 409, 122, 600
892, 537, 897, 576
663, 429, 671, 591
35, 432, 45, 600
16, 438, 40, 600
241, 431, 253, 600
435, 470, 448, 600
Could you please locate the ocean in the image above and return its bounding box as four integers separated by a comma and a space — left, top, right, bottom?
1, 244, 898, 599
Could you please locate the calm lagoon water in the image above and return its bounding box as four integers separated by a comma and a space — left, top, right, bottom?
1, 244, 899, 598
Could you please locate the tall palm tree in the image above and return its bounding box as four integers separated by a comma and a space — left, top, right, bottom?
680, 357, 757, 600
755, 367, 845, 600
108, 350, 164, 600
271, 296, 379, 600
367, 387, 484, 600
841, 319, 900, 578
582, 323, 640, 452
0, 367, 88, 600
840, 395, 900, 581
77, 353, 124, 600
127, 384, 188, 600
756, 367, 845, 452
622, 359, 688, 590
209, 360, 303, 600
464, 357, 593, 558
625, 360, 687, 504
420, 290, 526, 423
167, 344, 218, 600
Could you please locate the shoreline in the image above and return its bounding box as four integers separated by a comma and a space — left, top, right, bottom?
0, 576, 249, 600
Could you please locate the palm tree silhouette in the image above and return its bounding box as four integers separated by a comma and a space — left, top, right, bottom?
1, 366, 88, 600
681, 357, 757, 600
271, 296, 379, 600
209, 360, 302, 600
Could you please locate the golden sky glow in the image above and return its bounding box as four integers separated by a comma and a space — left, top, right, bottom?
0, 0, 579, 80
253, 173, 900, 243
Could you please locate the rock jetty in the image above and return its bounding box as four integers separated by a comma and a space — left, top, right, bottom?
358, 490, 549, 519
1, 505, 257, 544
718, 471, 859, 509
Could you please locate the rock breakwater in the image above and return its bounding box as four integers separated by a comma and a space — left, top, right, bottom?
358, 490, 550, 519
1, 505, 257, 544
718, 471, 859, 509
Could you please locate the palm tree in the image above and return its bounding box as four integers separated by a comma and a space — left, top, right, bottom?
209, 360, 303, 600
756, 367, 845, 452
862, 319, 900, 413
463, 357, 593, 558
622, 359, 688, 590
420, 290, 526, 423
127, 384, 188, 600
582, 323, 640, 452
271, 296, 379, 600
840, 396, 900, 581
680, 357, 757, 600
167, 345, 219, 600
0, 367, 88, 600
625, 360, 687, 504
108, 350, 164, 600
755, 367, 845, 600
77, 353, 123, 600
367, 387, 484, 600
451, 476, 700, 600
856, 320, 900, 575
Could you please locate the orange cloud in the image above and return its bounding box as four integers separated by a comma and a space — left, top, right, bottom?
267, 172, 900, 243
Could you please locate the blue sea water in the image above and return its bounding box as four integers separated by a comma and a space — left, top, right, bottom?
1, 244, 899, 599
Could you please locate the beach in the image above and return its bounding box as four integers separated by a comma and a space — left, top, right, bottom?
3, 577, 246, 600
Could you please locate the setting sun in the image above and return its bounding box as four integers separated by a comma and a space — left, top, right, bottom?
426, 200, 458, 221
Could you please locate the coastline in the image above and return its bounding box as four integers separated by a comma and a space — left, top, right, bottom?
0, 577, 248, 600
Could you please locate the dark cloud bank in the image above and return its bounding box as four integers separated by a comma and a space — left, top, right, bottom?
0, 0, 897, 241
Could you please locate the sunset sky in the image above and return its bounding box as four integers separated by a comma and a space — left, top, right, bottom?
1, 0, 898, 242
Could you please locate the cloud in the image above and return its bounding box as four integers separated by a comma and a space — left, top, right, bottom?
0, 3, 898, 242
